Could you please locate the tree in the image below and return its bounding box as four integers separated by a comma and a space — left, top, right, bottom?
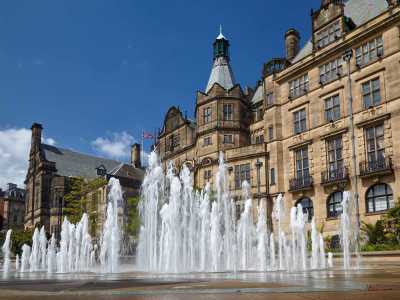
124, 196, 141, 239
63, 177, 107, 225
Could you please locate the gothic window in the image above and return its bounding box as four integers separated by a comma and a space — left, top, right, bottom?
295, 147, 309, 180
223, 104, 233, 121
362, 78, 381, 108
234, 164, 251, 189
327, 191, 343, 218
203, 107, 212, 124
293, 108, 307, 134
325, 94, 340, 122
355, 36, 383, 67
289, 74, 309, 98
366, 184, 394, 213
295, 197, 314, 222
319, 58, 342, 84
365, 124, 385, 164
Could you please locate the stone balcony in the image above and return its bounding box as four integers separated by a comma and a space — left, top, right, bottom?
288, 175, 314, 192
359, 157, 393, 178
321, 167, 350, 186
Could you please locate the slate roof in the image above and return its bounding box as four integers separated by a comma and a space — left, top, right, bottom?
250, 84, 264, 104
205, 56, 236, 93
42, 144, 144, 180
291, 0, 388, 63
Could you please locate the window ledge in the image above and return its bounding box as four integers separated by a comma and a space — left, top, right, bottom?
365, 211, 389, 217
326, 217, 339, 221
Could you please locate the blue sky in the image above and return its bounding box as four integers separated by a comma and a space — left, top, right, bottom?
0, 0, 320, 187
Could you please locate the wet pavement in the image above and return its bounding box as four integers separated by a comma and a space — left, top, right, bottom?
1, 260, 400, 299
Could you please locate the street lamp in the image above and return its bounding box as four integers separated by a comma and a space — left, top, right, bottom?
342, 49, 361, 228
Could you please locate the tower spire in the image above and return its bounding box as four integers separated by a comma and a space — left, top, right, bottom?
205, 27, 236, 93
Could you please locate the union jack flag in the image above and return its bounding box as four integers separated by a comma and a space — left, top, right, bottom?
142, 131, 154, 139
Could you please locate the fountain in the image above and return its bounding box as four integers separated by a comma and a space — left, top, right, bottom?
100, 177, 122, 273
340, 191, 361, 270
137, 151, 336, 273
1, 229, 12, 274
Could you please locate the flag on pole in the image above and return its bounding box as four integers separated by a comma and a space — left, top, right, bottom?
142, 131, 154, 139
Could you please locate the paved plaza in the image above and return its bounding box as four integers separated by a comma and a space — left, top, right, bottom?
1, 259, 400, 299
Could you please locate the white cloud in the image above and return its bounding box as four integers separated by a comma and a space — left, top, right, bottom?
0, 128, 30, 189
43, 137, 56, 146
0, 128, 56, 190
91, 131, 136, 160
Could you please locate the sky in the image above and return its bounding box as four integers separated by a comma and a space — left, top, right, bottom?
0, 0, 320, 188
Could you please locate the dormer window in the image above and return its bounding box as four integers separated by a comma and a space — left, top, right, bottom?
96, 165, 107, 176
316, 21, 341, 49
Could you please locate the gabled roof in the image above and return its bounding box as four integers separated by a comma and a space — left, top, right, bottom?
205, 56, 236, 93
291, 0, 388, 63
42, 144, 142, 180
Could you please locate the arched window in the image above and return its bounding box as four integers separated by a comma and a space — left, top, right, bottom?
327, 191, 343, 218
295, 197, 314, 222
366, 184, 394, 213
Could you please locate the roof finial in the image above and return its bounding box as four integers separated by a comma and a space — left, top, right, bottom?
216, 24, 226, 40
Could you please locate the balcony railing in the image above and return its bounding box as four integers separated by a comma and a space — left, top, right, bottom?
360, 157, 393, 177
289, 176, 313, 192
321, 167, 349, 185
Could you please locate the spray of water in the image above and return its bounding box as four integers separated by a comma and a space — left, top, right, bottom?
1, 229, 12, 274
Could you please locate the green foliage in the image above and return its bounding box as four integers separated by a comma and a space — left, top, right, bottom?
0, 229, 33, 256
63, 177, 107, 225
361, 198, 400, 251
124, 196, 141, 239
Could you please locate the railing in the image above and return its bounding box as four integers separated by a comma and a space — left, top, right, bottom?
289, 176, 313, 192
321, 167, 349, 185
359, 157, 393, 177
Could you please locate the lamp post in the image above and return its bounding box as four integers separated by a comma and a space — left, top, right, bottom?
342, 49, 361, 228
255, 158, 263, 212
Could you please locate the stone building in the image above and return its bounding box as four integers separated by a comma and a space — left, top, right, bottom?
24, 123, 144, 236
155, 0, 400, 236
0, 183, 26, 231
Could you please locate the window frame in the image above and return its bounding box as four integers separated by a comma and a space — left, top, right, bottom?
223, 134, 234, 144
327, 191, 343, 218
366, 183, 394, 213
295, 147, 309, 180
223, 103, 233, 121
234, 164, 251, 189
293, 108, 307, 134
362, 78, 381, 108
326, 135, 343, 175
203, 136, 212, 147
355, 36, 383, 67
324, 94, 341, 122
203, 106, 212, 124
320, 58, 343, 84
289, 74, 309, 99
365, 124, 385, 164
295, 197, 314, 222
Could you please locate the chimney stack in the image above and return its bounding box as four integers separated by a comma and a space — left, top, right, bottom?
31, 123, 43, 152
285, 28, 300, 61
131, 143, 141, 168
